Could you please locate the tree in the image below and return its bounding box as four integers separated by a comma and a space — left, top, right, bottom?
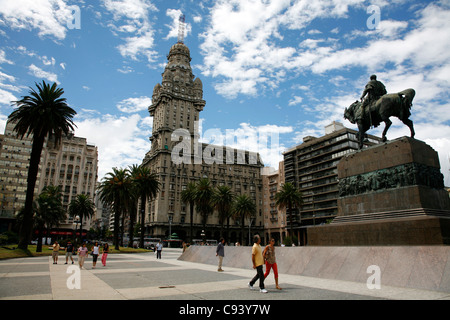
32, 185, 65, 252
194, 178, 214, 239
180, 182, 197, 243
68, 194, 95, 244
274, 182, 303, 242
97, 167, 133, 250
212, 185, 235, 240
8, 81, 76, 250
129, 165, 159, 248
233, 194, 256, 245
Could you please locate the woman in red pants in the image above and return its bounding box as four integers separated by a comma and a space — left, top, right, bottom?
263, 238, 282, 290
101, 242, 109, 267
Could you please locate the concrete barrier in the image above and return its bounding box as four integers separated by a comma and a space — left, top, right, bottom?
178, 245, 450, 293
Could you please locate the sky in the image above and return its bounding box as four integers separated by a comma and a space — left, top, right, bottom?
0, 0, 449, 186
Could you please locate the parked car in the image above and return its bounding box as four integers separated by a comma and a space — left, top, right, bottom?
144, 238, 161, 250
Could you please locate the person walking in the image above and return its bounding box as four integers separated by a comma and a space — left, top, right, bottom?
64, 241, 74, 264
248, 235, 267, 293
77, 243, 88, 269
216, 238, 225, 272
156, 241, 163, 259
263, 238, 282, 290
92, 242, 99, 269
52, 241, 60, 264
101, 242, 109, 267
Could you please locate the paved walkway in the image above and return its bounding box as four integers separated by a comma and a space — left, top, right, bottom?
1, 248, 449, 301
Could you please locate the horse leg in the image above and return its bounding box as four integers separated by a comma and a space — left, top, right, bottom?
402, 118, 415, 138
357, 122, 365, 149
381, 119, 392, 142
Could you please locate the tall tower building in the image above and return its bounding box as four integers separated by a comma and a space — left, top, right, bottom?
142, 41, 264, 244
147, 42, 205, 158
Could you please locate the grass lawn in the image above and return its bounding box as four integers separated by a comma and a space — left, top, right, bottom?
0, 244, 152, 260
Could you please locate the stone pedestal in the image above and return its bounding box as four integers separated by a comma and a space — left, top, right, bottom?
308, 137, 450, 246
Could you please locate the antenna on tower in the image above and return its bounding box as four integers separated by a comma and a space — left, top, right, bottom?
177, 14, 186, 43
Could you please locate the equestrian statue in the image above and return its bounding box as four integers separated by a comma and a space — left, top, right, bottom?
344, 74, 415, 149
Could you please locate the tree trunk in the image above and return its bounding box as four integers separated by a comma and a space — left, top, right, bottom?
129, 209, 135, 248
36, 226, 43, 252
139, 194, 145, 248
18, 135, 45, 250
114, 207, 120, 251
189, 202, 194, 243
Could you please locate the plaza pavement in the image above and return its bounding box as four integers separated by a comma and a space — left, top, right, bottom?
1, 248, 449, 301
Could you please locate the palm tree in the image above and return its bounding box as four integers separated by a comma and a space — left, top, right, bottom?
212, 185, 235, 240
32, 186, 65, 252
9, 81, 76, 250
97, 167, 133, 250
129, 165, 160, 248
275, 182, 303, 242
194, 178, 214, 240
180, 182, 197, 243
233, 194, 256, 245
68, 194, 95, 244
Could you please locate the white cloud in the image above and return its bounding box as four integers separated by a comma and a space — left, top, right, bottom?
74, 113, 151, 179
288, 96, 303, 106
193, 15, 203, 23
116, 96, 152, 113
0, 49, 14, 64
0, 88, 17, 106
0, 0, 74, 40
28, 64, 58, 83
102, 0, 159, 63
198, 0, 368, 98
42, 56, 56, 66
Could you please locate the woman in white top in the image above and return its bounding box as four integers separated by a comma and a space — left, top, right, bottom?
92, 242, 100, 269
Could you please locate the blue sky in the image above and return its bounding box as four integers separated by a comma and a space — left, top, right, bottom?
0, 0, 449, 185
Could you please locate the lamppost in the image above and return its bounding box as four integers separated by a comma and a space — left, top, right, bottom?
248, 217, 254, 246
201, 229, 205, 244
73, 215, 80, 245
168, 215, 173, 248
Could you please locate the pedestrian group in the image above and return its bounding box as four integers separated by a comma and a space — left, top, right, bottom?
216, 235, 282, 293
51, 241, 110, 269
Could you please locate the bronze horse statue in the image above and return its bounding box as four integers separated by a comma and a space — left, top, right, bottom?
344, 88, 416, 149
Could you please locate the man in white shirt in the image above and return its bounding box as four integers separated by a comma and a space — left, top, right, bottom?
156, 241, 163, 259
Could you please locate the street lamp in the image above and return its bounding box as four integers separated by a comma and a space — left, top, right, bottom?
201, 229, 205, 244
73, 215, 80, 244
248, 217, 254, 246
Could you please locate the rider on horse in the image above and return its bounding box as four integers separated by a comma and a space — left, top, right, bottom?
358, 74, 387, 126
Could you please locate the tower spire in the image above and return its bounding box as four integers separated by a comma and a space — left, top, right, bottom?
177, 14, 186, 43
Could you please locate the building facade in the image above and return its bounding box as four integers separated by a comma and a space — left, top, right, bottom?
0, 120, 41, 233
0, 119, 98, 238
262, 161, 286, 245
39, 133, 98, 236
283, 121, 382, 245
141, 41, 264, 245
